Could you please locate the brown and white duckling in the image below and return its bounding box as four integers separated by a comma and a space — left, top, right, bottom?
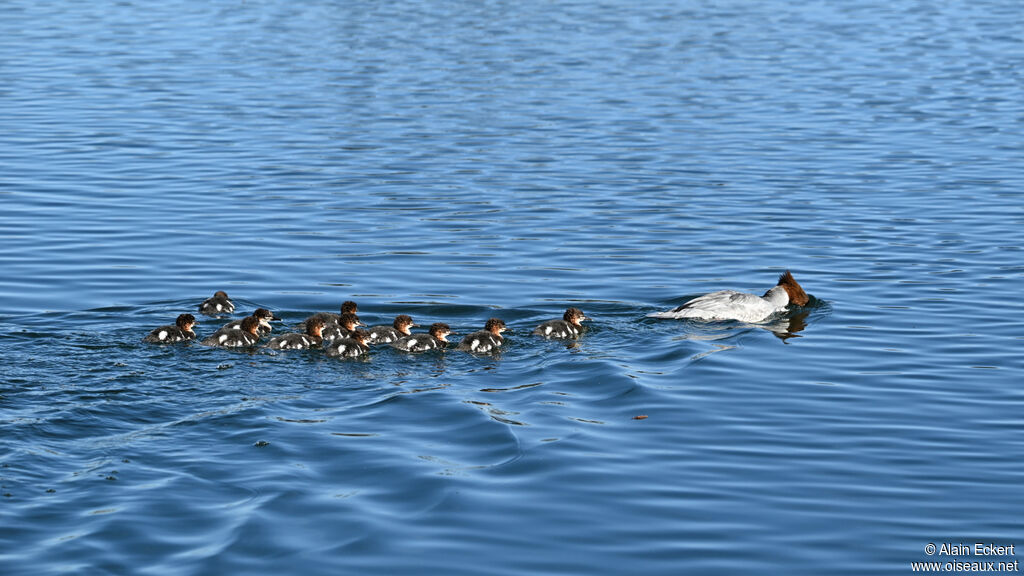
456, 318, 507, 353
143, 313, 197, 343
321, 312, 366, 342
534, 307, 588, 339
325, 328, 370, 358
265, 318, 324, 350
366, 314, 416, 345
198, 290, 234, 316
301, 300, 358, 332
391, 322, 452, 353
201, 315, 260, 348
217, 308, 279, 336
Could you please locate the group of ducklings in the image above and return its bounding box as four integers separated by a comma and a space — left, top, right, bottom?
144, 291, 589, 357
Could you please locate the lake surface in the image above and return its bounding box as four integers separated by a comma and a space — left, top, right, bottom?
2, 0, 1022, 574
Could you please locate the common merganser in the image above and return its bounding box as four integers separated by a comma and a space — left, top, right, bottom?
201, 315, 261, 347
366, 315, 416, 345
534, 307, 588, 339
198, 291, 234, 316
217, 308, 279, 336
265, 317, 324, 350
325, 328, 370, 358
390, 322, 451, 352
321, 312, 366, 342
143, 313, 197, 343
648, 271, 810, 322
456, 318, 507, 353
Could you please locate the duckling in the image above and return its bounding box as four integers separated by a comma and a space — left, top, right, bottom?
366, 314, 416, 345
201, 315, 260, 347
265, 317, 324, 350
143, 313, 197, 343
534, 307, 588, 339
391, 322, 452, 353
325, 328, 370, 358
321, 312, 366, 342
456, 318, 507, 354
198, 291, 234, 316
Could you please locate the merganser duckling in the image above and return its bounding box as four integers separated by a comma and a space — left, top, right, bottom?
390, 322, 452, 352
648, 270, 810, 323
456, 318, 507, 353
217, 308, 279, 336
366, 314, 416, 345
534, 307, 588, 339
199, 291, 234, 316
301, 300, 358, 332
321, 312, 366, 342
201, 315, 261, 347
265, 318, 324, 350
143, 313, 197, 343
324, 328, 370, 358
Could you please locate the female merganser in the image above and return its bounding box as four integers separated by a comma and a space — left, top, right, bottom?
391, 322, 452, 352
265, 318, 324, 350
201, 315, 261, 347
143, 313, 197, 343
217, 308, 279, 336
325, 328, 370, 358
366, 314, 416, 345
321, 312, 366, 342
199, 291, 234, 316
648, 270, 810, 322
534, 307, 588, 339
457, 318, 507, 353
302, 301, 358, 332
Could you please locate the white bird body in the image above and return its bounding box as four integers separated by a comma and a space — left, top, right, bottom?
649, 271, 809, 323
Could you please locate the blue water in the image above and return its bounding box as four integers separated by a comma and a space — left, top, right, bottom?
2, 0, 1023, 574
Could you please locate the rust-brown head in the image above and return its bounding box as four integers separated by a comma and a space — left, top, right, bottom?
563, 307, 587, 326
338, 313, 364, 331
176, 313, 197, 331
341, 301, 358, 315
393, 314, 416, 335
776, 270, 809, 306
241, 316, 261, 335
306, 317, 325, 337
351, 329, 370, 345
484, 318, 507, 335
429, 322, 452, 342
213, 291, 229, 299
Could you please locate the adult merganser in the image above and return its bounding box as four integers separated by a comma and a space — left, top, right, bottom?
456, 318, 507, 353
390, 322, 451, 353
325, 328, 370, 358
321, 312, 366, 342
366, 315, 416, 345
265, 317, 324, 350
648, 270, 810, 322
198, 291, 234, 316
201, 315, 261, 347
217, 308, 279, 336
534, 307, 588, 339
143, 313, 197, 343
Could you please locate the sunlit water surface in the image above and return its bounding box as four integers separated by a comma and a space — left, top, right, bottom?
2, 0, 1023, 574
